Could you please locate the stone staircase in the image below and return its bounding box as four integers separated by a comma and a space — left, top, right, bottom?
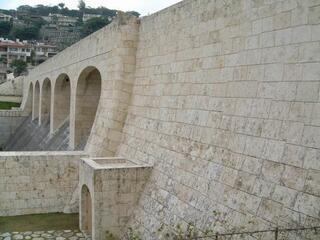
4, 114, 71, 151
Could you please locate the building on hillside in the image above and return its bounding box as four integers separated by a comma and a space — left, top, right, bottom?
33, 43, 57, 64
0, 13, 12, 22
0, 39, 32, 67
40, 24, 81, 50
0, 38, 57, 80
40, 13, 81, 50
82, 14, 102, 22
48, 13, 78, 27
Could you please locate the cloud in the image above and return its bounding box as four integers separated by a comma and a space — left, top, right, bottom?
0, 0, 182, 15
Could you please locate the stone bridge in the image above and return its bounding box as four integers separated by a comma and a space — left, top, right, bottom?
19, 13, 138, 155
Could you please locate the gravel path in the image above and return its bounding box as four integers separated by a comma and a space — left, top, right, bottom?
0, 230, 91, 240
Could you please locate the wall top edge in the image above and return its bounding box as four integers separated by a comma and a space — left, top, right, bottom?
0, 151, 87, 157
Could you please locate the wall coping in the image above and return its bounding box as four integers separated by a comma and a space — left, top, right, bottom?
0, 151, 86, 157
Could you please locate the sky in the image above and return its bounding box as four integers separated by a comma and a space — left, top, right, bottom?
0, 0, 182, 16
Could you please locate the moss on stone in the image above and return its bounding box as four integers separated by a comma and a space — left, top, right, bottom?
0, 213, 79, 232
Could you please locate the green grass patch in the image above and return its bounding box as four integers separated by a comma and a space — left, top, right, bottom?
0, 101, 20, 110
0, 213, 79, 232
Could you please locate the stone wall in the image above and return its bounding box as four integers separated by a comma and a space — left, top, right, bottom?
116, 0, 320, 237
0, 76, 23, 97
0, 151, 86, 216
0, 110, 28, 148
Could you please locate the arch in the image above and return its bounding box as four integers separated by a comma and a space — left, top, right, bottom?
53, 73, 70, 132
74, 66, 102, 148
41, 78, 51, 124
26, 82, 33, 113
81, 184, 92, 234
33, 81, 40, 121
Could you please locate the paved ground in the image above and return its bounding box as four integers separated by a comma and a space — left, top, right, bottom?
0, 230, 91, 240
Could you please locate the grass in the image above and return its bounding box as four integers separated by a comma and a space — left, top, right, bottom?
0, 213, 79, 232
0, 101, 20, 110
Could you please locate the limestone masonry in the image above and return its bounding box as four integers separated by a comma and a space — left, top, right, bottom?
0, 0, 320, 239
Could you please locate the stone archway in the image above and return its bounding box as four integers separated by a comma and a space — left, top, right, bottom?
41, 78, 51, 124
81, 184, 92, 235
53, 74, 70, 132
33, 81, 40, 121
74, 67, 101, 148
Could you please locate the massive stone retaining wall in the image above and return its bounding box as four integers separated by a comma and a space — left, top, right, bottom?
0, 151, 86, 216
0, 0, 319, 237
116, 0, 320, 237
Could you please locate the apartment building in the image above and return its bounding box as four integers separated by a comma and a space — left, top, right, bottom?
0, 39, 57, 80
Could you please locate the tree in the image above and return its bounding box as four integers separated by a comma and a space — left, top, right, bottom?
10, 26, 39, 40
80, 17, 110, 37
0, 56, 6, 65
10, 59, 28, 77
78, 0, 86, 22
0, 21, 11, 36
126, 11, 140, 17
58, 3, 65, 9
78, 0, 86, 11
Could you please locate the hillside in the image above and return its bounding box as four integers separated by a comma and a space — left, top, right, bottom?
0, 1, 140, 50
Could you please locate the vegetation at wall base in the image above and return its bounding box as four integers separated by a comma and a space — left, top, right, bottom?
0, 101, 20, 110
10, 59, 28, 77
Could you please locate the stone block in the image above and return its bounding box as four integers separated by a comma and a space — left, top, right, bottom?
234, 171, 256, 193
303, 63, 320, 81
261, 160, 284, 184
242, 156, 263, 175
262, 140, 285, 163
292, 25, 312, 43
309, 5, 320, 24
304, 170, 320, 197
281, 165, 307, 191
263, 64, 283, 82
272, 185, 298, 208
302, 126, 320, 148
281, 144, 306, 167
294, 192, 320, 218
258, 199, 283, 223
304, 148, 320, 170
295, 82, 319, 102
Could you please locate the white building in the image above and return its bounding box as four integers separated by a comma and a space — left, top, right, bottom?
0, 13, 12, 22
83, 14, 102, 22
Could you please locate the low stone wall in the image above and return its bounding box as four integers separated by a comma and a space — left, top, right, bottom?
79, 157, 152, 239
0, 110, 28, 148
0, 96, 22, 103
0, 151, 86, 216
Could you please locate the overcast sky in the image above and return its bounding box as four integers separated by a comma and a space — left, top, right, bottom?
0, 0, 182, 16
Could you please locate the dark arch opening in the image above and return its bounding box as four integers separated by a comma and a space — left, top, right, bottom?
75, 67, 101, 148
81, 184, 92, 234
41, 78, 51, 124
26, 82, 33, 113
33, 81, 40, 121
53, 74, 70, 132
